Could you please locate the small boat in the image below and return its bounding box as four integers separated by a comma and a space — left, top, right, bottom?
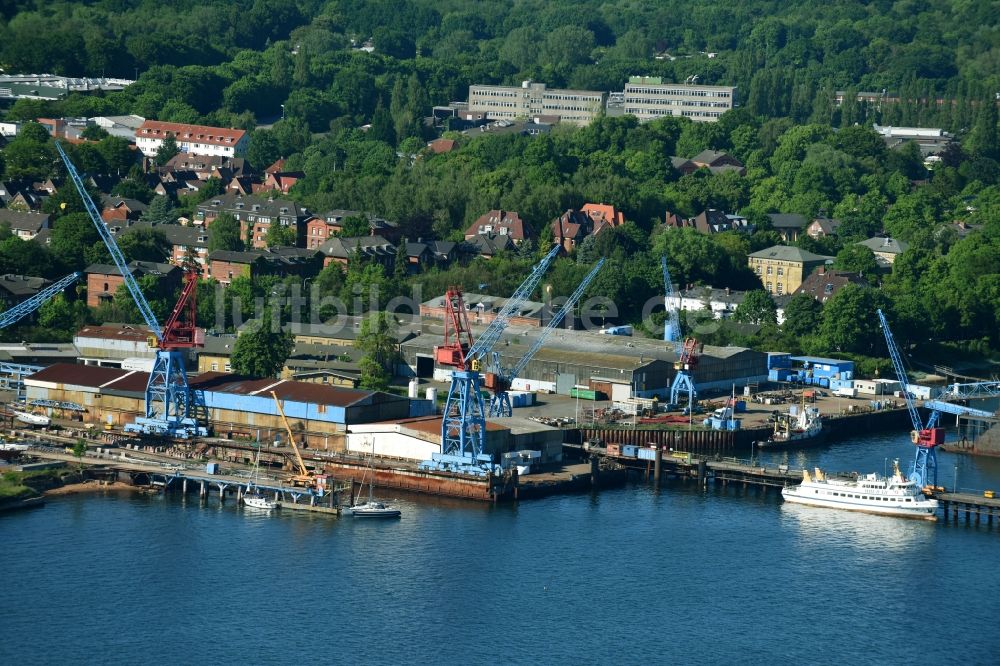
243, 491, 278, 510
13, 410, 50, 427
346, 447, 400, 519
781, 460, 938, 520
758, 403, 822, 449
0, 441, 30, 460
345, 500, 401, 519
243, 441, 278, 511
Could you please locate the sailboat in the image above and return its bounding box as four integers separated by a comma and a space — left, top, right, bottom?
243, 441, 278, 510
345, 444, 401, 518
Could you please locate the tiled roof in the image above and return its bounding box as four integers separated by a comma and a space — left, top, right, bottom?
0, 209, 49, 232
0, 274, 50, 297
318, 235, 395, 259
465, 210, 530, 240
26, 363, 404, 409
138, 121, 246, 147
748, 245, 833, 263
197, 192, 307, 219
767, 213, 808, 229
858, 236, 909, 254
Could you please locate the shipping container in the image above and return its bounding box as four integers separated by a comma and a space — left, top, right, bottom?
607, 444, 621, 456
621, 445, 638, 458
206, 462, 219, 475
637, 447, 657, 461
571, 388, 604, 400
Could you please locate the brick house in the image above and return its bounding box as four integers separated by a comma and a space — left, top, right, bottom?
85, 260, 181, 308
305, 210, 401, 248
207, 248, 320, 285
794, 267, 868, 303
195, 193, 310, 249
318, 235, 396, 269
464, 210, 531, 244
101, 197, 148, 223
666, 209, 752, 234
551, 203, 625, 253
160, 224, 211, 273
465, 232, 514, 258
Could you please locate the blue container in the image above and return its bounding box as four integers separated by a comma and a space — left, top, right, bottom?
734, 400, 747, 413
637, 447, 657, 461
622, 445, 638, 458
206, 463, 219, 475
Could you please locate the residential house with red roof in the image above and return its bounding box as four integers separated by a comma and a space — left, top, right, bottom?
464, 210, 531, 244
135, 120, 249, 158
551, 203, 625, 253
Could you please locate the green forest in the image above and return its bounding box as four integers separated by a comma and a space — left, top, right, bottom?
0, 0, 998, 368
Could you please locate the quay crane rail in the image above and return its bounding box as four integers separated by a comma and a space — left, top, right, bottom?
486, 258, 605, 417
424, 244, 560, 474
56, 142, 206, 438
662, 256, 699, 413
270, 390, 317, 488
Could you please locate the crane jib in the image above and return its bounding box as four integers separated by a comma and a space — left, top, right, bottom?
55, 142, 163, 341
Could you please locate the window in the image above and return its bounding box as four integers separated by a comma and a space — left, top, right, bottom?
211, 363, 218, 371
224, 364, 231, 372
318, 404, 327, 414
103, 282, 109, 292
766, 266, 772, 275
766, 282, 772, 291
776, 283, 783, 294
777, 267, 784, 276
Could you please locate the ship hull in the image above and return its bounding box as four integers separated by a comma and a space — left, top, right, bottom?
782, 487, 938, 520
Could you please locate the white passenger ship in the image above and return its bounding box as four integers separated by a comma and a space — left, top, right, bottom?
781, 460, 938, 520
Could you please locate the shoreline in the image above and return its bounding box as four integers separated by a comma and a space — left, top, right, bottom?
43, 480, 142, 497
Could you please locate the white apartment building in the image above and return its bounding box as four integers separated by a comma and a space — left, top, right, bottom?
135, 120, 249, 158
623, 77, 736, 122
468, 80, 606, 125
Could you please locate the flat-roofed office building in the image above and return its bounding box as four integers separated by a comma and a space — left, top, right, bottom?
623, 77, 736, 122
468, 80, 606, 125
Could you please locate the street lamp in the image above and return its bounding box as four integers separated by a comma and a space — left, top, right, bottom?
954, 464, 959, 492
280, 104, 285, 120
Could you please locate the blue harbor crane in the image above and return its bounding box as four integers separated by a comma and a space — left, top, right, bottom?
662, 256, 698, 413
421, 244, 561, 475
486, 259, 605, 417
877, 309, 944, 488
878, 310, 996, 488
56, 142, 206, 438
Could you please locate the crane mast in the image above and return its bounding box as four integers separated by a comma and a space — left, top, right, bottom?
56, 142, 205, 438
486, 259, 605, 417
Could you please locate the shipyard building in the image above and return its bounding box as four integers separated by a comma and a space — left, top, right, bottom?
400, 322, 768, 400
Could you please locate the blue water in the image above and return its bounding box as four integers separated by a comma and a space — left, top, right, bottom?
3, 431, 1000, 665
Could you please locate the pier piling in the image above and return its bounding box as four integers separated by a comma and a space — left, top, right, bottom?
654, 447, 662, 490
